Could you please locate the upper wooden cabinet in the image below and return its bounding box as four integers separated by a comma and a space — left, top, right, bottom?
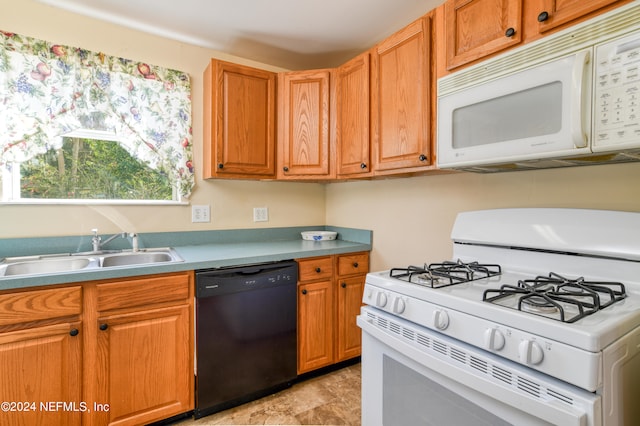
203, 59, 277, 179
444, 0, 522, 71
336, 52, 371, 178
371, 17, 433, 174
533, 0, 627, 34
278, 69, 335, 179
441, 0, 627, 72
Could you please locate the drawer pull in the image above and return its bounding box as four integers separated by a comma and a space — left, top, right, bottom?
315, 267, 321, 273
99, 323, 109, 331
353, 262, 359, 268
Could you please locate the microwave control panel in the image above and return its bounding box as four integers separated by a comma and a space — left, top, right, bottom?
594, 31, 640, 150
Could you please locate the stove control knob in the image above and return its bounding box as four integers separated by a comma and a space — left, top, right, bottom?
519, 340, 544, 365
433, 310, 449, 330
376, 292, 388, 308
392, 297, 406, 314
483, 328, 505, 351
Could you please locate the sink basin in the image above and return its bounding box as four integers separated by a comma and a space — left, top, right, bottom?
0, 248, 183, 277
3, 257, 94, 276
101, 251, 175, 267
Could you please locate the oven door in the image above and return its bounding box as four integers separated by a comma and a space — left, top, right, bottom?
358, 306, 600, 426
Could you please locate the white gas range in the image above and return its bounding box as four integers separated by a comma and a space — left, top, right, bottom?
358, 208, 640, 426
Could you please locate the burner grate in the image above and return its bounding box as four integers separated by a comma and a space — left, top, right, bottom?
483, 272, 627, 322
390, 260, 501, 288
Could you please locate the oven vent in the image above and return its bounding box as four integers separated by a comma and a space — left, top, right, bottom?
491, 366, 513, 385
547, 388, 574, 405
416, 333, 431, 348
402, 328, 416, 341
432, 340, 447, 355
450, 348, 466, 364
470, 356, 488, 374
376, 316, 388, 329
389, 321, 402, 335
517, 377, 541, 397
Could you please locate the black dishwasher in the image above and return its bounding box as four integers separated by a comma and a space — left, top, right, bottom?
194, 260, 298, 419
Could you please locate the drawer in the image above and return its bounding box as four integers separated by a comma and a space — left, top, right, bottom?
0, 286, 82, 326
96, 272, 191, 312
298, 256, 334, 282
337, 253, 369, 277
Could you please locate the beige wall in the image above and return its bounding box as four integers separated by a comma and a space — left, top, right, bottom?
326, 163, 640, 271
2, 1, 639, 274
0, 0, 326, 238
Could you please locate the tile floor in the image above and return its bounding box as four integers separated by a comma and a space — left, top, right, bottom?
171, 363, 361, 425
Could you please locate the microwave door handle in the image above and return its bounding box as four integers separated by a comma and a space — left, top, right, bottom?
571, 49, 590, 148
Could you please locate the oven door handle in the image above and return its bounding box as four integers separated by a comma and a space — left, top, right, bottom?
358, 313, 596, 426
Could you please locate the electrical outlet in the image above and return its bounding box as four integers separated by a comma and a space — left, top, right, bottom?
192, 205, 211, 223
253, 207, 268, 222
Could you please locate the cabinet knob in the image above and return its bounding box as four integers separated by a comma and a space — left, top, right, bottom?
218, 163, 224, 169
538, 11, 549, 22
341, 282, 347, 288
69, 328, 79, 337
315, 267, 321, 273
301, 289, 308, 295
419, 154, 427, 162
99, 323, 108, 331
353, 262, 359, 268
505, 27, 516, 37
360, 163, 367, 169
283, 166, 289, 172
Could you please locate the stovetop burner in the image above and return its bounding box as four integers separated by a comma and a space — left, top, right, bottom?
483, 272, 627, 323
390, 259, 501, 288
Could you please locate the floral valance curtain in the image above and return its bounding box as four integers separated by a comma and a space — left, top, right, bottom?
0, 30, 194, 198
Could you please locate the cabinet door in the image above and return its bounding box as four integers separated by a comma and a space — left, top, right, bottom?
536, 0, 624, 33
278, 69, 335, 179
0, 322, 82, 426
94, 305, 191, 426
337, 52, 371, 177
203, 59, 276, 178
336, 276, 365, 362
372, 18, 432, 173
445, 0, 522, 70
297, 280, 334, 374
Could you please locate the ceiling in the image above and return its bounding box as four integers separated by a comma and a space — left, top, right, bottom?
38, 0, 445, 70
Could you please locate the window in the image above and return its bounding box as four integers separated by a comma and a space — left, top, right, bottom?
0, 30, 194, 203
2, 133, 175, 201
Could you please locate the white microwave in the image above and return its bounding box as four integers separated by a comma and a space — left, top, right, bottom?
437, 2, 640, 172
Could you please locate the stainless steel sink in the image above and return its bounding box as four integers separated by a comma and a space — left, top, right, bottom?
0, 248, 183, 277
3, 257, 96, 276
101, 251, 175, 267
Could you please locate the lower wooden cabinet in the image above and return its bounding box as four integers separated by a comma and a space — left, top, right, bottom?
296, 252, 369, 374
297, 278, 335, 373
86, 272, 194, 426
0, 286, 83, 426
0, 272, 194, 426
0, 321, 83, 426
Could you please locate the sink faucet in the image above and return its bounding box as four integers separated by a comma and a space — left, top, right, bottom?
129, 233, 139, 252
91, 229, 127, 252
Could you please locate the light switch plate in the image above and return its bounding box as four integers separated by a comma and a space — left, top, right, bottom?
192, 205, 210, 223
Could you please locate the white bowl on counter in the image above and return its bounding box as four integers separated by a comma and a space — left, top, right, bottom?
301, 231, 337, 241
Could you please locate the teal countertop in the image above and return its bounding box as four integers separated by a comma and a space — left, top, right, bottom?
0, 226, 372, 291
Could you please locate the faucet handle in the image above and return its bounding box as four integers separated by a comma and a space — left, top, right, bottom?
91, 228, 98, 236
